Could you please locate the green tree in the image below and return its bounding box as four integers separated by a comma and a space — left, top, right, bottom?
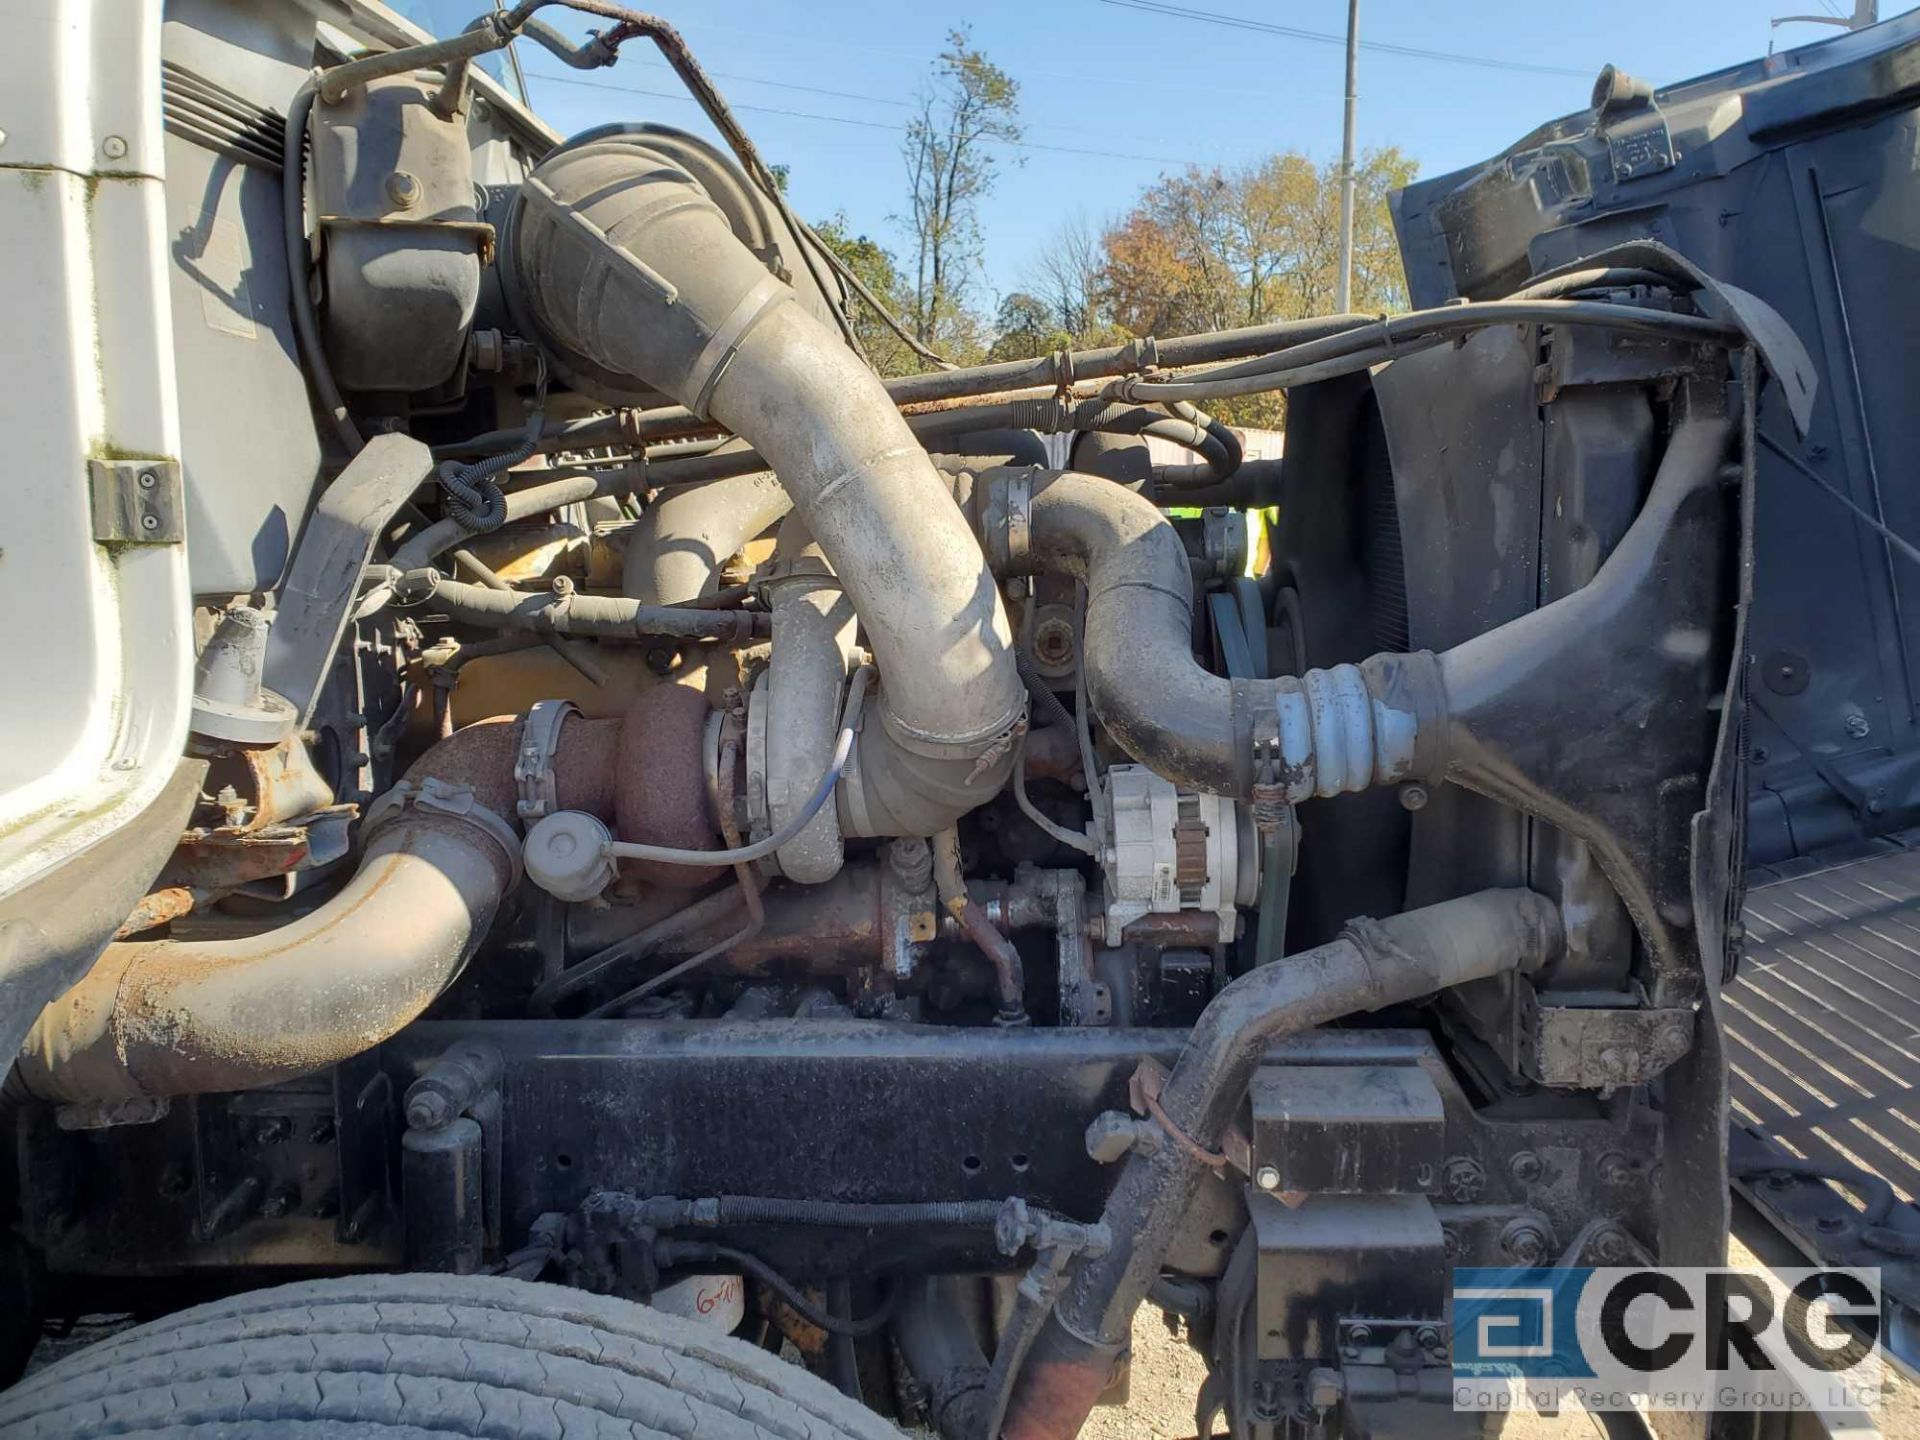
810, 213, 918, 376
986, 292, 1068, 363
901, 29, 1021, 351
1097, 146, 1418, 425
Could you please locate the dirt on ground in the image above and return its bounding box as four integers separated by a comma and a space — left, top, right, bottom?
1081, 1237, 1918, 1439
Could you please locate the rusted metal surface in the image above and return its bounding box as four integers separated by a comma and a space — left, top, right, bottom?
613, 682, 723, 889
160, 826, 312, 889
400, 710, 620, 821
19, 706, 636, 1103
115, 886, 224, 939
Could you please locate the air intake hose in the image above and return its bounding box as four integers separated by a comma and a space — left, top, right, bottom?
13, 714, 619, 1103
983, 468, 1447, 799
511, 136, 1025, 836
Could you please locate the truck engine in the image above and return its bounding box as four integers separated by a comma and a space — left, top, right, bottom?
0, 3, 1819, 1437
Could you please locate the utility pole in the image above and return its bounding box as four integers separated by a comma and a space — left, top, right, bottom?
1336, 0, 1360, 313
1772, 0, 1878, 33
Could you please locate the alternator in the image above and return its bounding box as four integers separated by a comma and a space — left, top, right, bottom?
1099, 764, 1259, 940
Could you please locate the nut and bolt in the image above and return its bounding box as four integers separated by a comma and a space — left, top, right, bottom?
1597, 1152, 1633, 1186
1845, 712, 1871, 740
1443, 1156, 1486, 1203
550, 575, 575, 597
252, 1116, 292, 1146
1032, 616, 1077, 668
888, 836, 934, 891
1501, 1219, 1550, 1266
385, 170, 423, 208
1508, 1151, 1543, 1185
1255, 1164, 1281, 1192
1591, 1226, 1632, 1263
1341, 1324, 1372, 1358
1417, 1325, 1444, 1355
258, 1185, 299, 1220
1816, 1214, 1848, 1235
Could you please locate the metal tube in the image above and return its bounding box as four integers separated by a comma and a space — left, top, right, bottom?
622, 463, 789, 603
1337, 0, 1360, 314
512, 137, 1025, 832
999, 888, 1562, 1440
1003, 469, 1447, 798
13, 714, 619, 1102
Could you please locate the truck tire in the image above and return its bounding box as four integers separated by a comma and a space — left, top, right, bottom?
0, 1272, 905, 1439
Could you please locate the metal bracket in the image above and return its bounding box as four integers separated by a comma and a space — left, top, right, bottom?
514, 699, 579, 821
89, 458, 183, 544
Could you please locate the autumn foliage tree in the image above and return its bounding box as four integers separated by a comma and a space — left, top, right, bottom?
1002, 147, 1416, 423
1101, 148, 1414, 335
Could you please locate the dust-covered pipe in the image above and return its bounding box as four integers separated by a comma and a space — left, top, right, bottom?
993, 468, 1447, 799
1000, 888, 1562, 1440
13, 716, 618, 1103
511, 137, 1025, 835
622, 458, 789, 604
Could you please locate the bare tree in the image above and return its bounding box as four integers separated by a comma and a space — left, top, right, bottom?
1023, 213, 1105, 337
901, 30, 1021, 347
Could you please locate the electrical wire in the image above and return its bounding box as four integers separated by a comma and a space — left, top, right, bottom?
603, 665, 872, 867
1093, 0, 1594, 79
520, 68, 1213, 167
1013, 730, 1099, 857
671, 1243, 899, 1337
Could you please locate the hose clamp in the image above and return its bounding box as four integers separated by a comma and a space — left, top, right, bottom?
515, 699, 579, 822
1004, 468, 1031, 567
1119, 334, 1159, 376
684, 270, 787, 419
364, 776, 524, 888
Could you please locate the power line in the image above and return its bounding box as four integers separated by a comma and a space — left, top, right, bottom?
577, 53, 1225, 154
1092, 0, 1595, 79
524, 69, 1213, 167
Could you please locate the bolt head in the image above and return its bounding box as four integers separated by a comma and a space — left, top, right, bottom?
101, 135, 128, 160
137, 469, 158, 490
1502, 1221, 1549, 1266
385, 170, 422, 208
140, 513, 160, 531
1509, 1151, 1543, 1185
1255, 1165, 1281, 1191
1398, 782, 1430, 811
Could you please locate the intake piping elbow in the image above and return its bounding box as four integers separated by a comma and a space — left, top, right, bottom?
995, 468, 1448, 799
512, 137, 1024, 835
13, 714, 619, 1104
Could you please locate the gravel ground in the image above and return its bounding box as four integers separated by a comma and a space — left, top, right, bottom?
1079, 1238, 1918, 1439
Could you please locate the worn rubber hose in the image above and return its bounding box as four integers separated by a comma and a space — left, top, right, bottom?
1000, 889, 1562, 1440
511, 136, 1025, 837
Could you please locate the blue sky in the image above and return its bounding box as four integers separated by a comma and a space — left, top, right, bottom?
402, 0, 1909, 304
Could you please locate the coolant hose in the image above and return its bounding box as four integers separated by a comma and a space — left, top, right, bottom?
511, 136, 1025, 837
999, 888, 1562, 1440
13, 714, 618, 1103
990, 469, 1448, 799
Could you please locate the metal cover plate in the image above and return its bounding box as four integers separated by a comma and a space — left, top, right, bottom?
1249, 1064, 1445, 1195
